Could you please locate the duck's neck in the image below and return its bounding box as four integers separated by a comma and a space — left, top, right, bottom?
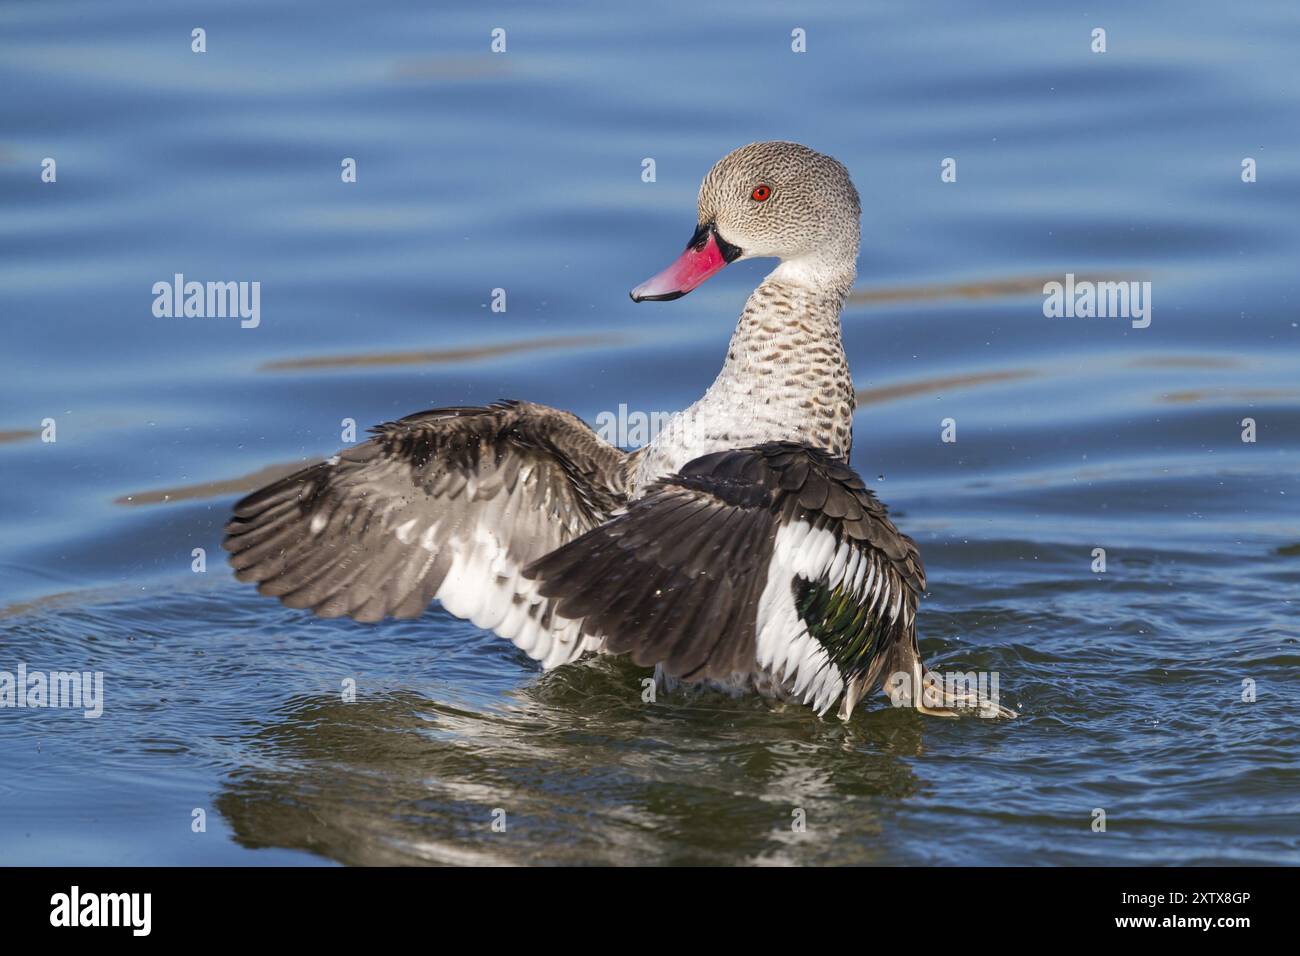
633, 264, 857, 489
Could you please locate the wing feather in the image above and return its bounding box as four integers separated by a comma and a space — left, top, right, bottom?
527, 441, 926, 712
225, 400, 629, 666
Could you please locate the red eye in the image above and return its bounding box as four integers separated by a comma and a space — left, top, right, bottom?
751, 184, 771, 202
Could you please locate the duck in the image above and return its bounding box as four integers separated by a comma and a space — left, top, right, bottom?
224, 141, 1012, 720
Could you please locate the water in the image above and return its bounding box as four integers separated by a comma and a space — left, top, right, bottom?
2, 0, 1298, 865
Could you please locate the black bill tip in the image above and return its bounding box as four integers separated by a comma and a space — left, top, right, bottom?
630, 289, 687, 303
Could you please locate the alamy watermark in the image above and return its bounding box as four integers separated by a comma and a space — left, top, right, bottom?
594, 403, 673, 448
50, 886, 150, 936
887, 669, 1005, 716
152, 274, 260, 328
1043, 273, 1151, 329
1, 663, 104, 718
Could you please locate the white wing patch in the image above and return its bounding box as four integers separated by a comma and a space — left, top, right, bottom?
382, 474, 596, 670
755, 521, 845, 715
755, 519, 912, 716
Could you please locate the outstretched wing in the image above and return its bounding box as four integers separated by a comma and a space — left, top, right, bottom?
223, 400, 629, 668
526, 442, 925, 715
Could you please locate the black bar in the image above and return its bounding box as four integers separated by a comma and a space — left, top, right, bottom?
0, 866, 1276, 941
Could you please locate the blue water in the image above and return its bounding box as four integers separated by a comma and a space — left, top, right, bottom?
1, 0, 1297, 865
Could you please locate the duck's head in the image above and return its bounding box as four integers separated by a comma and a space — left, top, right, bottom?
631, 141, 861, 302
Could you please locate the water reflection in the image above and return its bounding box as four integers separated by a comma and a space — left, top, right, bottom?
215, 661, 925, 866
845, 272, 1147, 308
114, 462, 311, 507
258, 333, 626, 372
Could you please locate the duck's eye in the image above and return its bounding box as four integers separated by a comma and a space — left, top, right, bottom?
751, 184, 771, 202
